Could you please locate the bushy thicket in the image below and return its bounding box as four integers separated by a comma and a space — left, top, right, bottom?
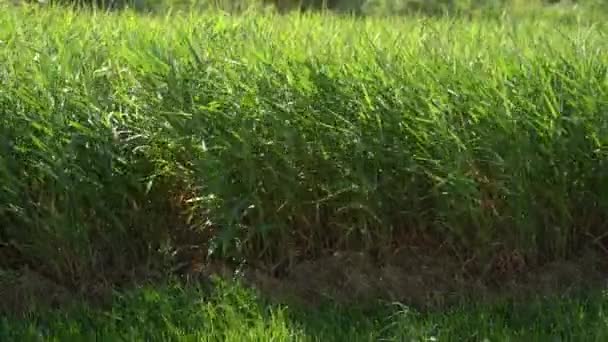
1, 5, 607, 286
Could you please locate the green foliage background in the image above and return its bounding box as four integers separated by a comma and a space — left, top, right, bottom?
33, 0, 607, 16
2, 1, 608, 287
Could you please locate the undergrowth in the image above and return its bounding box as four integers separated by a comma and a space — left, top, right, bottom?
2, 280, 608, 341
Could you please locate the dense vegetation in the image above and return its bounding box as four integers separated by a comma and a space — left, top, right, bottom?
35, 0, 608, 17
1, 1, 608, 289
1, 5, 608, 340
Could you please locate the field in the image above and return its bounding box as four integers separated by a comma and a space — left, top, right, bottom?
1, 0, 608, 339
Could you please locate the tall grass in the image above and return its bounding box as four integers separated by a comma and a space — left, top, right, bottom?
0, 3, 607, 284
25, 0, 608, 18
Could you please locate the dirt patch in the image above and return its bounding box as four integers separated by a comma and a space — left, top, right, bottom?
0, 267, 73, 315
2, 245, 607, 315
237, 247, 608, 310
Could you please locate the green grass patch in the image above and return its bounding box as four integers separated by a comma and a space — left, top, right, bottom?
2, 280, 608, 341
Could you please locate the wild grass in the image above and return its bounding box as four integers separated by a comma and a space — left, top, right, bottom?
0, 3, 607, 288
2, 279, 608, 341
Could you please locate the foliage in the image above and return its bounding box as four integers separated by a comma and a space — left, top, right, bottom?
21, 0, 603, 15
0, 4, 607, 287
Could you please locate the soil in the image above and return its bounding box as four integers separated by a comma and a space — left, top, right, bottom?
0, 267, 73, 315
2, 244, 607, 315
241, 247, 608, 310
